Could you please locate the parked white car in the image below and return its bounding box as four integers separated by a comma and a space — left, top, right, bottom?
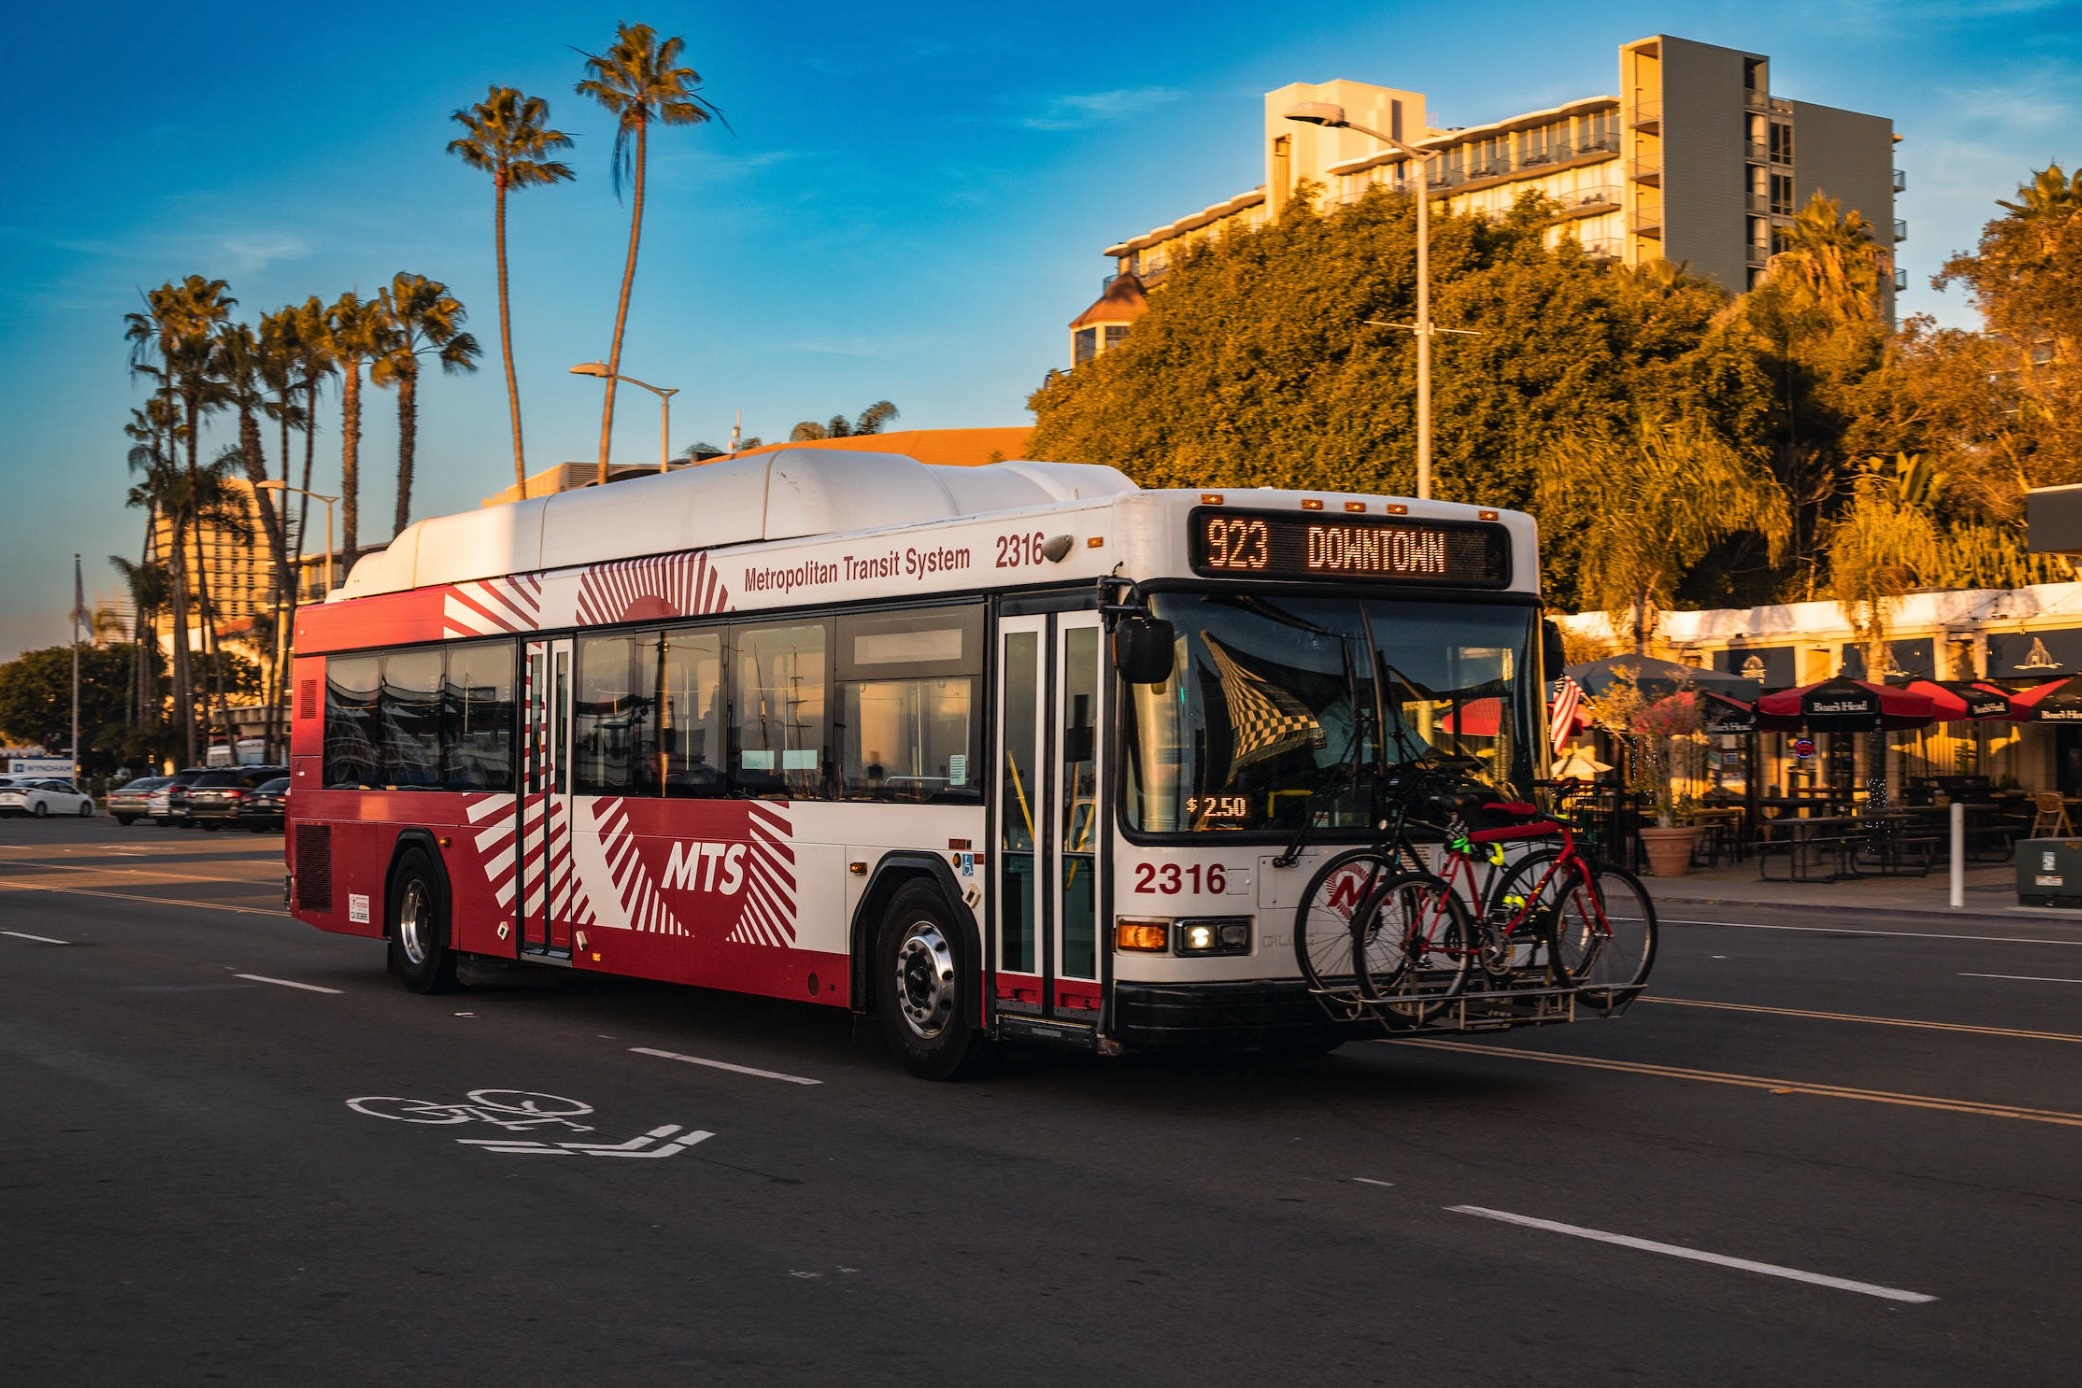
0, 779, 95, 818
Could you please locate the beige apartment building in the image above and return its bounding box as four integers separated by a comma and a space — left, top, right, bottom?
1071, 34, 1901, 363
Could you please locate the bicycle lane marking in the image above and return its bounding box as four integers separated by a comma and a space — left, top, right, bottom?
1661, 918, 2082, 947
347, 1089, 717, 1158
1639, 995, 2082, 1045
1444, 1205, 1936, 1304
1383, 1037, 2082, 1128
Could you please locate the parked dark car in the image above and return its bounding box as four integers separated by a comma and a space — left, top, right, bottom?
150, 767, 212, 827
186, 767, 287, 830
236, 776, 289, 833
107, 775, 172, 826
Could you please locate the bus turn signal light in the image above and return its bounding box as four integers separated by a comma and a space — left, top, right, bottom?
1114, 919, 1170, 952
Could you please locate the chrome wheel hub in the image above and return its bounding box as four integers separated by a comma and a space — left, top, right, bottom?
894, 921, 956, 1040
397, 880, 430, 967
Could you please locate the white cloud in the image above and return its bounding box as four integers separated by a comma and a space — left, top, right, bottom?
219, 231, 313, 272
1023, 86, 1186, 132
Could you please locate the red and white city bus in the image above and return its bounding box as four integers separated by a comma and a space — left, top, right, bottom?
287, 448, 1563, 1078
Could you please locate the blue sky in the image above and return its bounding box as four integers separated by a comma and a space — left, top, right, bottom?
1, 0, 2076, 659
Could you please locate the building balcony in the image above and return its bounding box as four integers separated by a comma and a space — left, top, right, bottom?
1627, 158, 1662, 187
1633, 219, 1664, 240
1744, 140, 1770, 164
1627, 99, 1662, 133
1893, 167, 1908, 192
1558, 184, 1622, 216
1894, 218, 1908, 242
1743, 87, 1769, 110
1747, 242, 1772, 266
1894, 268, 1909, 291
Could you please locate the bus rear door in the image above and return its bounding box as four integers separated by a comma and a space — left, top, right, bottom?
519, 636, 575, 960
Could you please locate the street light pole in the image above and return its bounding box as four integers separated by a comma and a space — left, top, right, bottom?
256, 482, 339, 597
1285, 103, 1439, 501
570, 363, 679, 475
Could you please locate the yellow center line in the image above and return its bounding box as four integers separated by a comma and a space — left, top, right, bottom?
17, 861, 281, 887
1639, 995, 2082, 1045
1385, 1037, 2082, 1128
0, 877, 290, 917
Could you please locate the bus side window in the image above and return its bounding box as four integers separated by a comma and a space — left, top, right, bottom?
660, 627, 724, 796
575, 634, 660, 796
443, 640, 516, 793
379, 649, 445, 789
324, 655, 381, 789
731, 621, 830, 800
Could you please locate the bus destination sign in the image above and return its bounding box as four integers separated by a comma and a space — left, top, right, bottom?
1189, 508, 1512, 587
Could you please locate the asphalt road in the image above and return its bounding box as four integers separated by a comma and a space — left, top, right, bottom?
5, 817, 2082, 1385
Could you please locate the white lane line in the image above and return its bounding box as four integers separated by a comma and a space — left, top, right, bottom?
1352, 1177, 1395, 1188
1446, 1205, 1936, 1304
234, 973, 343, 995
1, 929, 71, 944
1962, 972, 2082, 984
630, 1046, 822, 1086
1668, 918, 2082, 947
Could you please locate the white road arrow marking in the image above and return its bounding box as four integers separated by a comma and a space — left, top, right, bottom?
454, 1125, 714, 1158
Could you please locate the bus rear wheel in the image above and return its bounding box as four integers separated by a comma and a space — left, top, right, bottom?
387, 849, 458, 994
873, 882, 993, 1081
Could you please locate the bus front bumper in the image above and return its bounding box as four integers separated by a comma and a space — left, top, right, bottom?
1110, 980, 1347, 1051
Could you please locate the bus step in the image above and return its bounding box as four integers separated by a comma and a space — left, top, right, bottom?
460, 953, 572, 987
997, 1015, 1098, 1049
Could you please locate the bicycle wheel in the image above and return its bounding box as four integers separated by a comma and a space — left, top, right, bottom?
1357, 871, 1470, 1024
1484, 848, 1570, 982
345, 1096, 471, 1124
466, 1090, 594, 1118
1294, 849, 1400, 998
1552, 864, 1658, 1004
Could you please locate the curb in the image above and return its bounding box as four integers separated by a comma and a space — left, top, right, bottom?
1647, 893, 2081, 931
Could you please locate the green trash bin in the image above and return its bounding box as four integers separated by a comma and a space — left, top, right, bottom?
2017, 838, 2082, 908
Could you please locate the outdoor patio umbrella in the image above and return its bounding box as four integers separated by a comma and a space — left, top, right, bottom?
1552, 749, 1612, 780
1754, 677, 1936, 732
1901, 679, 2013, 722
2009, 675, 2082, 722
1564, 654, 1761, 702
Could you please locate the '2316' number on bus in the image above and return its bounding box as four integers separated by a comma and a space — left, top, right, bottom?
996, 531, 1047, 568
1134, 862, 1228, 894
1203, 517, 1270, 570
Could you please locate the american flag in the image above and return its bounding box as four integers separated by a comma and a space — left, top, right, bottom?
1204, 633, 1320, 780
1548, 674, 1586, 754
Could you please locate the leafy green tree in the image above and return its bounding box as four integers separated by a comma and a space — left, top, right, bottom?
448, 86, 576, 489
791, 401, 899, 440
0, 644, 138, 773
1537, 407, 1790, 652
371, 272, 481, 536
577, 22, 722, 483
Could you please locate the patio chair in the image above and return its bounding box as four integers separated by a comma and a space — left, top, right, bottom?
2029, 792, 2074, 838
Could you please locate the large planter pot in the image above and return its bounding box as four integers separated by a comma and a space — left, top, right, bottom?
1638, 825, 1703, 878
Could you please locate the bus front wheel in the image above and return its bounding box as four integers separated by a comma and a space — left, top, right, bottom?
387, 849, 459, 994
873, 882, 993, 1081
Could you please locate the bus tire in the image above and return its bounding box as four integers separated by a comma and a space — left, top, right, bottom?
387, 848, 458, 994
873, 881, 994, 1081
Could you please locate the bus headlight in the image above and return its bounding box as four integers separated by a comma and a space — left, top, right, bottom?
1175, 917, 1252, 956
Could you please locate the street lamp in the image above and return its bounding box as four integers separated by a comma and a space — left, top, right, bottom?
1285, 101, 1444, 501
570, 362, 679, 479
255, 481, 339, 597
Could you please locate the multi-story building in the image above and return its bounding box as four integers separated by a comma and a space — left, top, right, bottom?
150, 476, 280, 640
1070, 33, 1901, 362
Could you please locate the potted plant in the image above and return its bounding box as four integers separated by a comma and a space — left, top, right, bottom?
1590, 667, 1708, 876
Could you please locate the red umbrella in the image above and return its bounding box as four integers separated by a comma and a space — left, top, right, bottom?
2010, 675, 2082, 722
1441, 697, 1502, 736
1901, 679, 2014, 722
1755, 677, 1936, 732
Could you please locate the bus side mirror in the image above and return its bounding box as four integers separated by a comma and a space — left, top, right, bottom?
1114, 617, 1176, 685
1542, 618, 1567, 681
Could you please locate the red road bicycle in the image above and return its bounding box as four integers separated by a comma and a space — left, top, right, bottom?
1294, 759, 1656, 1025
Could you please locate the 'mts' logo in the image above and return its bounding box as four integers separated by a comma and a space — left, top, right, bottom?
662, 840, 749, 895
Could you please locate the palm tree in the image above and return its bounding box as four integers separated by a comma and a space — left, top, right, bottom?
326, 292, 383, 559
790, 400, 899, 441
1996, 163, 2082, 221
448, 86, 575, 491
371, 272, 481, 536
283, 296, 335, 587
1763, 191, 1885, 325
1537, 407, 1791, 653
211, 322, 290, 582
125, 276, 234, 762
576, 22, 722, 484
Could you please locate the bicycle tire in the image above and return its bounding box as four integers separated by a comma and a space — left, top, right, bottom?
1484, 848, 1571, 983
1293, 848, 1401, 998
346, 1096, 472, 1124
1551, 864, 1658, 1004
465, 1090, 594, 1118
1356, 871, 1470, 1025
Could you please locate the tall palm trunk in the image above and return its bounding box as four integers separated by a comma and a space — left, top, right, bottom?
596, 121, 648, 484
393, 367, 419, 537
301, 378, 319, 590
495, 175, 527, 490
341, 361, 362, 558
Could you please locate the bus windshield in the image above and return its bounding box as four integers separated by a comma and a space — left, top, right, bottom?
1123, 592, 1542, 834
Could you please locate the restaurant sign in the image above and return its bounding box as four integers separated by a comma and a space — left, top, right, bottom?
1839, 641, 1933, 682
1713, 646, 1796, 689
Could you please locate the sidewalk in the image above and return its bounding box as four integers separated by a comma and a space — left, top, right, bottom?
1640, 860, 2082, 930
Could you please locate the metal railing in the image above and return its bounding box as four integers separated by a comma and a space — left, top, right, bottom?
1894, 268, 1909, 291
1894, 218, 1908, 242
1744, 140, 1770, 163
1893, 167, 1907, 192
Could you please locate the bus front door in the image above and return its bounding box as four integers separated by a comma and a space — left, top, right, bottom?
519, 636, 575, 960
994, 611, 1105, 1028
